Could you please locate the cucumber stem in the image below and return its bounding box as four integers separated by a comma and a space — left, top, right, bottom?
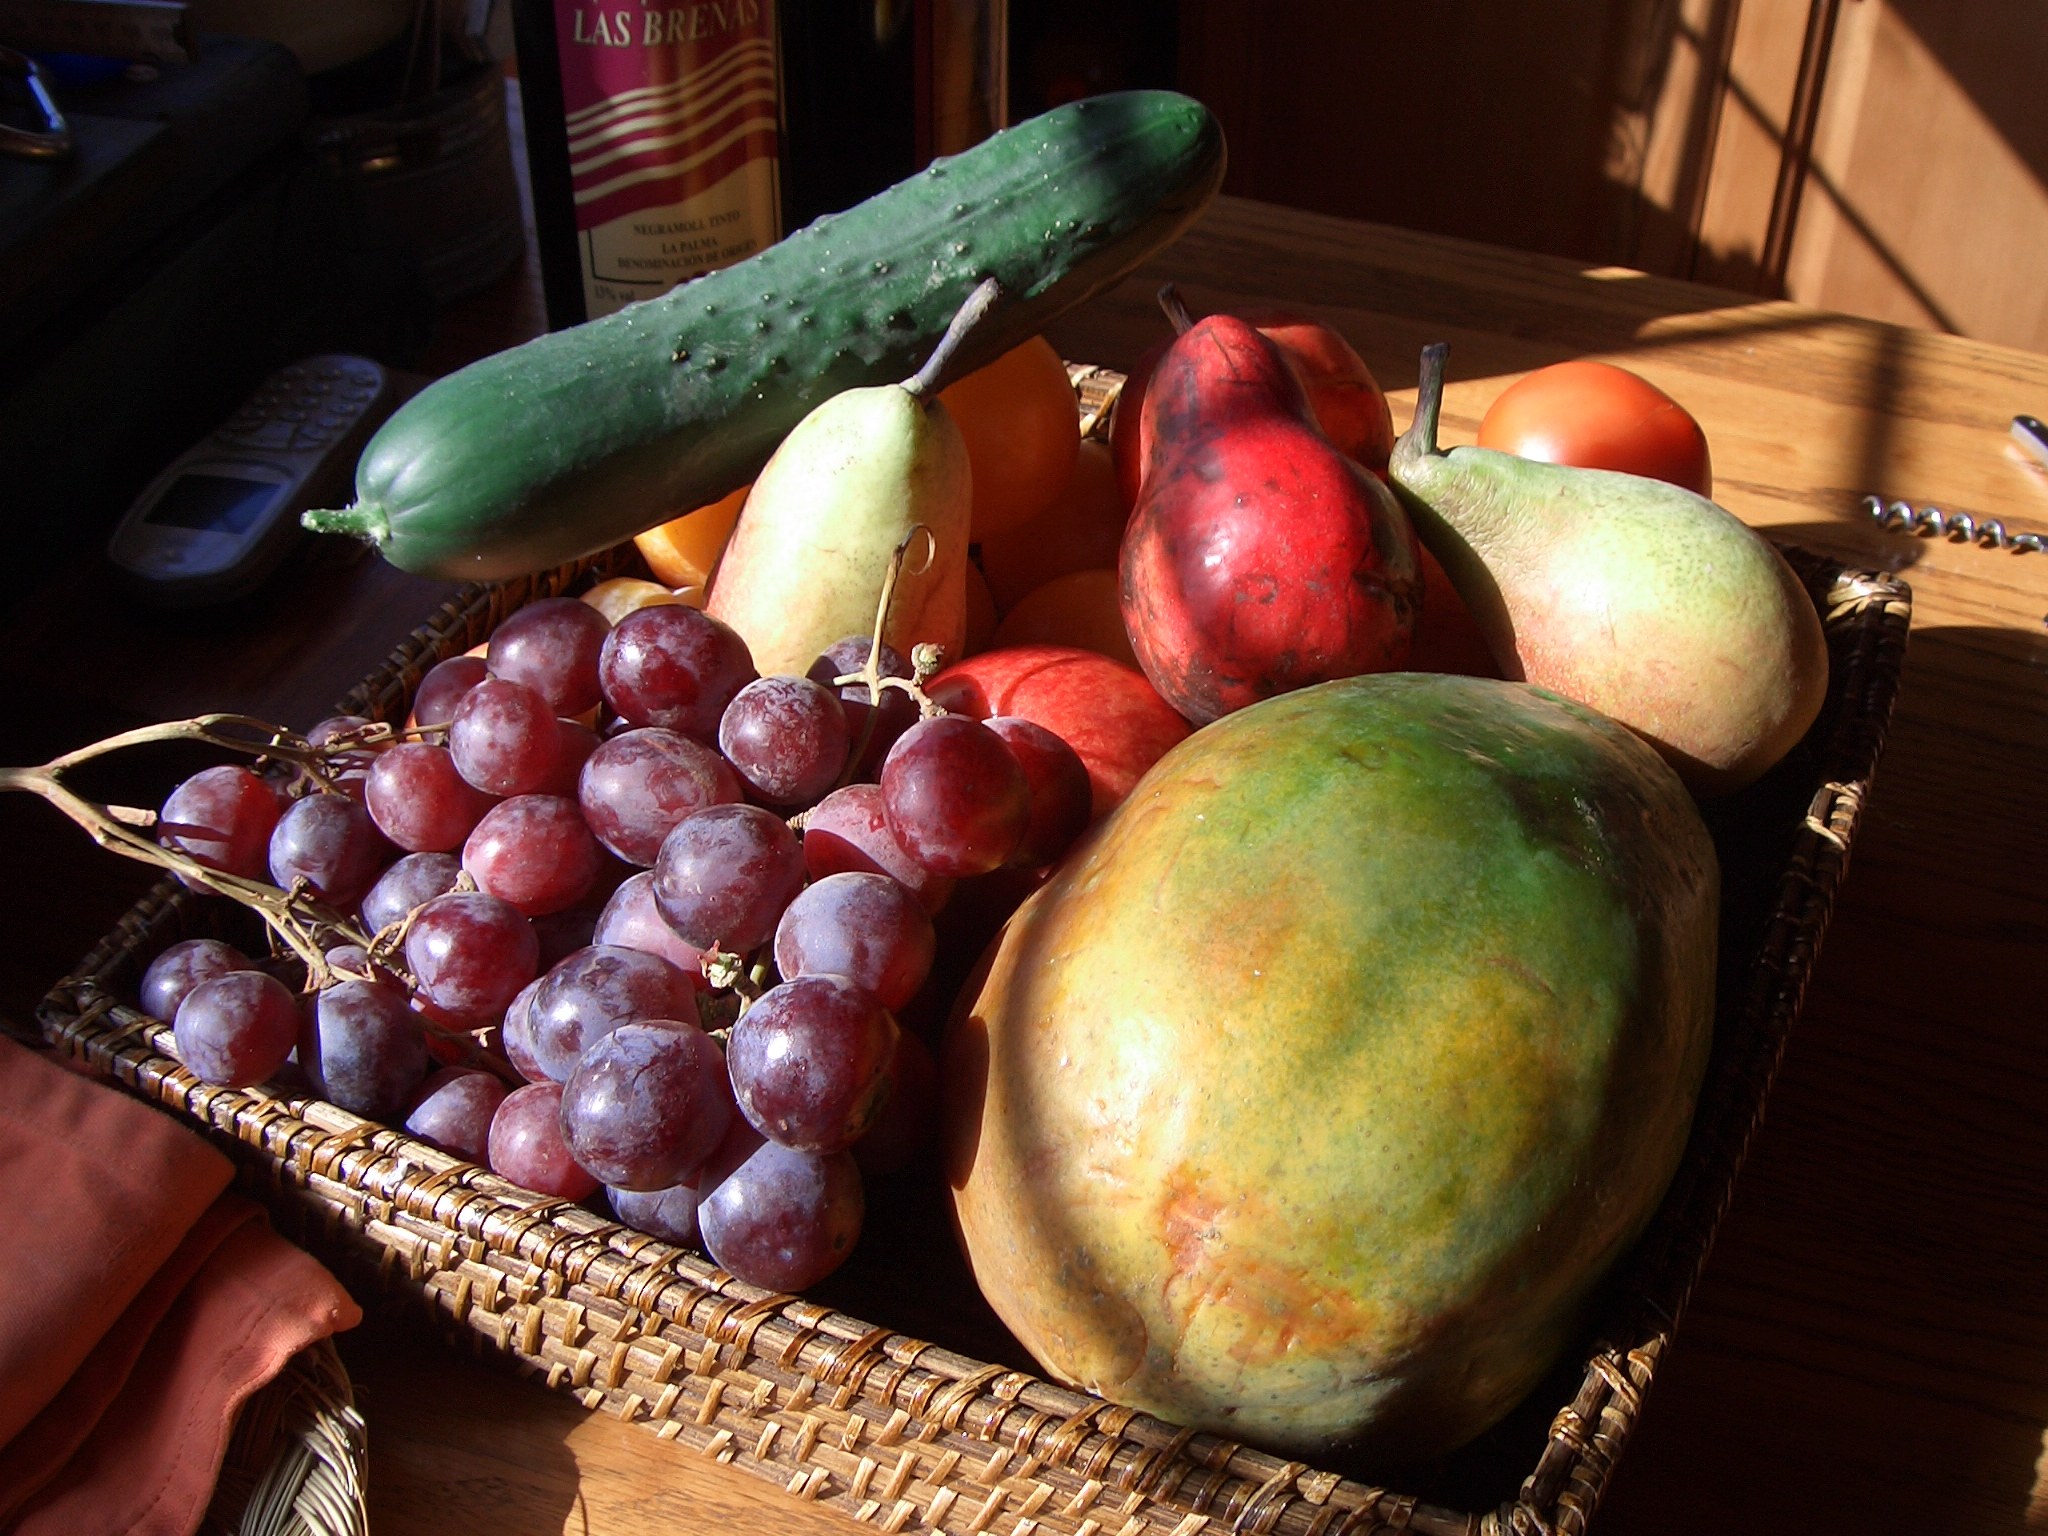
301, 503, 391, 542
905, 276, 1003, 399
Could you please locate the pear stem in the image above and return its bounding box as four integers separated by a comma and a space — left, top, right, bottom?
1398, 342, 1451, 462
905, 276, 1003, 400
1157, 283, 1195, 335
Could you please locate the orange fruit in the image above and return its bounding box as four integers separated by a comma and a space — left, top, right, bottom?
938, 336, 1081, 540
582, 577, 693, 625
633, 484, 748, 589
990, 568, 1137, 670
978, 438, 1126, 614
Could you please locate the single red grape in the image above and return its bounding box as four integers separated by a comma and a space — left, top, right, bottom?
462, 794, 606, 916
598, 604, 757, 741
159, 764, 281, 883
486, 1081, 599, 1199
772, 871, 934, 1010
299, 976, 430, 1119
405, 890, 540, 1021
726, 973, 899, 1152
365, 742, 498, 853
173, 970, 299, 1087
717, 675, 850, 808
404, 1066, 508, 1162
697, 1139, 864, 1291
448, 677, 562, 797
269, 791, 395, 908
650, 803, 807, 954
578, 727, 742, 866
558, 1021, 732, 1190
879, 715, 1030, 877
487, 596, 612, 717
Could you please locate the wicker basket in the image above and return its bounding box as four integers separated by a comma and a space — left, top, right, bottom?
37, 374, 1911, 1536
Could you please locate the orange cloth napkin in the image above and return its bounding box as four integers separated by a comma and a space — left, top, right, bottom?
0, 1036, 362, 1535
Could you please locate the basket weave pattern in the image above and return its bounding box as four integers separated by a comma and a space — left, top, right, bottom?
37, 377, 1911, 1536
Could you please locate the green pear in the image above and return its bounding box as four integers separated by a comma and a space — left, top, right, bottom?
706, 286, 997, 679
1388, 343, 1828, 797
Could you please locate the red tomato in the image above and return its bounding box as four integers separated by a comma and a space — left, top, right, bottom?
1476, 360, 1713, 497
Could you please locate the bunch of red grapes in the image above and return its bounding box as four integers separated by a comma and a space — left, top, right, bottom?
139, 594, 1092, 1292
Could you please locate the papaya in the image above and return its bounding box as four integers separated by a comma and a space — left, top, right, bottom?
942, 672, 1717, 1462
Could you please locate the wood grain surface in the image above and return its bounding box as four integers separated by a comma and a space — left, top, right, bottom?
6, 181, 2047, 1533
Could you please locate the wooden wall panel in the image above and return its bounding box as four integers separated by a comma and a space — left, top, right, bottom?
1169, 0, 2048, 356
1787, 0, 2048, 354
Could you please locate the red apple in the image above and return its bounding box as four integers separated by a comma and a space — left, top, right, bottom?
925, 645, 1192, 820
1108, 310, 1394, 510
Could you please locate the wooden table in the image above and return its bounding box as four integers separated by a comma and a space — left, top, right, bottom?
6, 190, 2047, 1535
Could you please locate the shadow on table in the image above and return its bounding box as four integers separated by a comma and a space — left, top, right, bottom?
1599, 617, 2048, 1533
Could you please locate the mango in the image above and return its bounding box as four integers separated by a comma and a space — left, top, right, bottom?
942, 672, 1717, 1462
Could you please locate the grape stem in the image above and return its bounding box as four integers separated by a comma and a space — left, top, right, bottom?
0, 714, 387, 990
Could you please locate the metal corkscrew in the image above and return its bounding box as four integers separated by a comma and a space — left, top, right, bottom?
1863, 493, 2048, 554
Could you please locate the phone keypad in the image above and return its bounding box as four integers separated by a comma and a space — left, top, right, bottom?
218, 359, 387, 454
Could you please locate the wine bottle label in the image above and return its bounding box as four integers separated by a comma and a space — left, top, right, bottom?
554, 0, 782, 319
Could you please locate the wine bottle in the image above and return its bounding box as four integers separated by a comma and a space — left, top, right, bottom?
510, 0, 784, 329
511, 1, 1007, 331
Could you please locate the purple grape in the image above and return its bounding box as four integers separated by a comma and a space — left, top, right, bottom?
650, 803, 807, 954
359, 851, 464, 935
593, 871, 709, 980
526, 944, 701, 1082
411, 654, 488, 730
300, 976, 430, 1119
268, 792, 395, 908
486, 1081, 598, 1198
717, 675, 850, 808
578, 727, 743, 866
608, 1180, 701, 1246
772, 871, 935, 1011
159, 764, 282, 883
462, 793, 606, 917
726, 974, 900, 1152
173, 970, 300, 1087
559, 1021, 732, 1190
140, 937, 252, 1022
879, 715, 1030, 877
598, 605, 757, 741
808, 637, 917, 776
404, 1067, 508, 1161
448, 677, 562, 797
365, 742, 497, 853
697, 1139, 864, 1291
487, 596, 612, 717
405, 890, 540, 1021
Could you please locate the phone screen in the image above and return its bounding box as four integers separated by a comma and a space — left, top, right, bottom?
143, 472, 285, 535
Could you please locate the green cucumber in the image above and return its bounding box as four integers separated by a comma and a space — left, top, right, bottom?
305, 90, 1225, 581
